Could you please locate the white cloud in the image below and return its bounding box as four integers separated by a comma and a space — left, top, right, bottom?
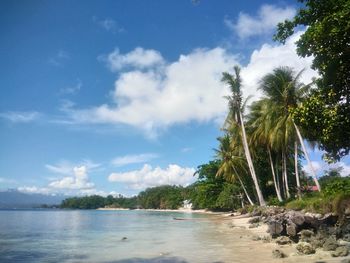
225, 4, 296, 39
303, 161, 323, 176
45, 160, 101, 175
102, 47, 165, 71
61, 47, 237, 137
111, 153, 158, 167
0, 111, 40, 123
93, 17, 124, 33
58, 31, 316, 137
240, 31, 317, 100
17, 186, 53, 195
328, 162, 350, 177
49, 166, 94, 190
108, 164, 196, 190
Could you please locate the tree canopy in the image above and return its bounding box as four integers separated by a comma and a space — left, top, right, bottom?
274, 0, 350, 161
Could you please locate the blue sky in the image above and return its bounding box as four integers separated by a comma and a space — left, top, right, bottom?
1, 0, 349, 196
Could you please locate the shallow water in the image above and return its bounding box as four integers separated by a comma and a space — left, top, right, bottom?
0, 210, 244, 263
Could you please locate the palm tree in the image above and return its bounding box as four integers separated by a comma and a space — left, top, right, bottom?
215, 134, 254, 205
259, 66, 321, 194
249, 99, 283, 201
222, 66, 266, 206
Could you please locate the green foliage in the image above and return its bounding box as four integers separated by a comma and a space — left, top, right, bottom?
215, 183, 242, 210
285, 176, 350, 214
322, 177, 350, 196
60, 195, 138, 209
275, 0, 350, 161
138, 185, 184, 209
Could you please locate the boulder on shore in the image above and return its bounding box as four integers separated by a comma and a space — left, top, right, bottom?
296, 242, 316, 255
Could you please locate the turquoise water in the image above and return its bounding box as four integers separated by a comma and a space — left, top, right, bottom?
0, 210, 241, 263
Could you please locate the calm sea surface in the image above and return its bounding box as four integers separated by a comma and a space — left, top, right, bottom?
0, 210, 243, 263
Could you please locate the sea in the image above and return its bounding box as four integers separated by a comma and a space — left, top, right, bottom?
0, 209, 245, 263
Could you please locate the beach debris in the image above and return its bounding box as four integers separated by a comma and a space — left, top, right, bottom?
296, 242, 316, 255
331, 246, 349, 257
272, 249, 287, 258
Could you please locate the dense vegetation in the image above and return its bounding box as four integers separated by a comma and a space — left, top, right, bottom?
274, 0, 350, 161
60, 194, 138, 209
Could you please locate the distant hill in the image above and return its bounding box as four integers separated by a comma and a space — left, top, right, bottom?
0, 189, 65, 208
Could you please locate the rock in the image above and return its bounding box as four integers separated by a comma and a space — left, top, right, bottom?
323, 237, 338, 251
299, 229, 314, 242
267, 220, 284, 236
248, 216, 260, 224
331, 246, 349, 257
286, 222, 297, 237
310, 233, 326, 249
276, 236, 292, 245
121, 237, 127, 241
341, 259, 350, 263
296, 242, 316, 255
286, 211, 305, 226
272, 249, 287, 258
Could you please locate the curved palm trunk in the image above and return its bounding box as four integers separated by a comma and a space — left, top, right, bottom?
294, 140, 301, 198
268, 147, 283, 202
282, 150, 290, 199
294, 123, 321, 191
236, 174, 254, 206
239, 111, 266, 206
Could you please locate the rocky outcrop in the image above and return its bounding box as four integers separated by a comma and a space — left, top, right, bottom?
249, 207, 350, 258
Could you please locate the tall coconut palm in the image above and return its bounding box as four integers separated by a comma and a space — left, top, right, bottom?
222, 66, 266, 206
215, 134, 254, 205
249, 99, 283, 201
259, 66, 321, 194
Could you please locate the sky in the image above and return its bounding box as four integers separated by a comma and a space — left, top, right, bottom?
1, 0, 349, 197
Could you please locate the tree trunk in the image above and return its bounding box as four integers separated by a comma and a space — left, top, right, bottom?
282, 150, 290, 199
236, 174, 254, 206
239, 111, 266, 206
294, 123, 321, 191
294, 140, 301, 198
268, 147, 283, 202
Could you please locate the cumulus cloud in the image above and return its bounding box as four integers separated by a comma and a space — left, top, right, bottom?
240, 31, 317, 100
102, 47, 165, 71
61, 47, 237, 137
108, 164, 196, 189
111, 153, 158, 167
225, 4, 296, 39
49, 166, 94, 190
0, 111, 41, 123
58, 31, 316, 137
